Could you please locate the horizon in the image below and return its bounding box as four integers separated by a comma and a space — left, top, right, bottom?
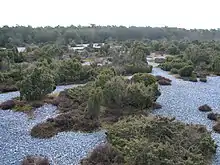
0, 24, 217, 30
0, 24, 219, 31
1, 0, 220, 30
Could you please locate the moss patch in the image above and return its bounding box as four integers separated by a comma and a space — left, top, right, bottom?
81, 144, 125, 165
13, 104, 33, 112
31, 111, 101, 139
31, 122, 58, 138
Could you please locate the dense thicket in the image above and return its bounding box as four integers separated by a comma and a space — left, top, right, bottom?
2, 25, 220, 47
82, 115, 216, 165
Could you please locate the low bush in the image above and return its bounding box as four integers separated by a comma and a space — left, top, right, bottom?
131, 73, 157, 87
106, 115, 216, 165
0, 84, 18, 93
87, 87, 103, 119
125, 83, 152, 109
13, 104, 32, 112
200, 77, 207, 82
0, 100, 15, 110
103, 75, 159, 109
189, 73, 198, 82
155, 75, 172, 85
124, 63, 152, 75
199, 104, 212, 112
22, 155, 50, 165
166, 56, 174, 62
31, 111, 101, 139
152, 102, 162, 109
158, 79, 172, 85
64, 83, 94, 111
213, 122, 220, 133
18, 66, 56, 101
95, 68, 115, 88
171, 62, 186, 70
103, 76, 127, 108
207, 113, 220, 121
213, 56, 220, 75
159, 62, 172, 71
31, 122, 57, 138
81, 144, 125, 165
154, 57, 165, 63
179, 65, 194, 77
170, 68, 179, 74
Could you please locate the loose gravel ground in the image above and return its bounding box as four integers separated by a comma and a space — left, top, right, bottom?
151, 67, 220, 165
0, 83, 105, 165
0, 104, 106, 165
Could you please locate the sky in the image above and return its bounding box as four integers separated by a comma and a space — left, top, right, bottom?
1, 0, 219, 29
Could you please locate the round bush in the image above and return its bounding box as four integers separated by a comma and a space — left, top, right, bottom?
179, 65, 194, 77
125, 63, 152, 75
170, 68, 179, 74
159, 62, 172, 71
81, 144, 125, 165
166, 56, 174, 62
189, 74, 198, 82
131, 73, 156, 87
198, 104, 212, 112
103, 76, 127, 107
125, 83, 152, 108
107, 116, 216, 165
22, 155, 50, 165
95, 68, 115, 88
200, 77, 207, 82
31, 122, 57, 138
18, 66, 55, 101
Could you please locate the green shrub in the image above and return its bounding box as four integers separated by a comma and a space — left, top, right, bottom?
167, 44, 180, 55
166, 56, 174, 62
172, 58, 183, 63
179, 65, 194, 77
103, 76, 127, 108
81, 144, 125, 165
189, 73, 198, 82
170, 68, 179, 74
200, 77, 207, 82
186, 60, 194, 66
131, 73, 156, 87
102, 75, 160, 109
159, 62, 172, 71
57, 58, 82, 84
0, 72, 5, 83
107, 116, 216, 165
95, 68, 115, 88
18, 66, 55, 101
213, 56, 220, 75
125, 83, 152, 108
67, 83, 93, 105
13, 104, 32, 112
125, 63, 152, 75
171, 62, 187, 70
79, 65, 96, 82
87, 87, 103, 119
147, 83, 161, 101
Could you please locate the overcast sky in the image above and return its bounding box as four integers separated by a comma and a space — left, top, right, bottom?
1, 0, 219, 29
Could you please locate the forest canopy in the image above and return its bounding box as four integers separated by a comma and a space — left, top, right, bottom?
1, 25, 220, 47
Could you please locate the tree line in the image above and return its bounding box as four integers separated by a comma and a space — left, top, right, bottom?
2, 25, 220, 47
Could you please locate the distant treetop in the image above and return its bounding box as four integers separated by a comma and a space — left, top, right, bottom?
1, 25, 220, 47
